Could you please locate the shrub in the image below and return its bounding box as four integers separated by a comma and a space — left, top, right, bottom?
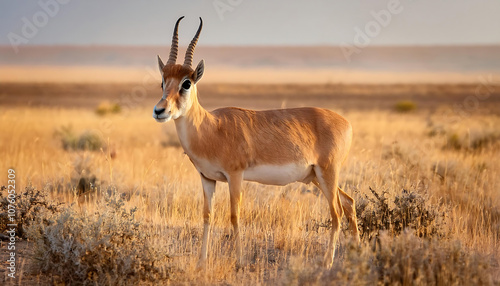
76, 131, 103, 151
306, 187, 447, 241
342, 232, 493, 285
54, 125, 78, 150
0, 186, 62, 239
470, 131, 499, 150
95, 101, 122, 116
285, 232, 495, 285
444, 130, 499, 151
28, 194, 169, 285
55, 125, 103, 151
395, 100, 417, 112
355, 187, 446, 240
445, 132, 462, 150
70, 155, 99, 195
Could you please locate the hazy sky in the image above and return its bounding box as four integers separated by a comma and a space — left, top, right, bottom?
1, 0, 499, 47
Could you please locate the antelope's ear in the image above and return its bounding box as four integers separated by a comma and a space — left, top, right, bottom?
157, 55, 165, 74
193, 59, 204, 84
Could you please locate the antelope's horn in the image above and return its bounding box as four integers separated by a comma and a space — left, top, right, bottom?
183, 17, 203, 67
167, 16, 184, 65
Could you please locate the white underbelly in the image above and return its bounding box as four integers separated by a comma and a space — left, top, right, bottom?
190, 156, 227, 181
243, 163, 314, 186
188, 152, 314, 185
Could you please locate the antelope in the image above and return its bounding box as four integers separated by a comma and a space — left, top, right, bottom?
153, 16, 360, 268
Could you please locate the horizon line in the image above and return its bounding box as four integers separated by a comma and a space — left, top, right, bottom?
1, 43, 500, 49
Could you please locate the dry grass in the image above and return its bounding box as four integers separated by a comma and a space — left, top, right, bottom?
0, 102, 499, 284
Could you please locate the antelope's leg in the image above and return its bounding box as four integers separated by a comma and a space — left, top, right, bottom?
338, 187, 361, 243
312, 181, 361, 244
313, 165, 343, 268
228, 172, 243, 266
198, 173, 216, 266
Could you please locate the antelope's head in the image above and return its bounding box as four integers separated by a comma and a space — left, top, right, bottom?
153, 17, 205, 123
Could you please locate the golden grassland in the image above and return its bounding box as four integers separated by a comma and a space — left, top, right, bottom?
0, 93, 499, 284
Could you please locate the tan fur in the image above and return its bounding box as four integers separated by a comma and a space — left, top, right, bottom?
184, 102, 352, 174
154, 64, 359, 267
153, 18, 359, 268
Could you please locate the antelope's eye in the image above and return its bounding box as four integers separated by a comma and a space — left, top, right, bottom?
181, 80, 191, 90
160, 82, 163, 89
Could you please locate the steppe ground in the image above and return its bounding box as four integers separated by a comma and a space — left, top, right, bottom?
0, 82, 499, 285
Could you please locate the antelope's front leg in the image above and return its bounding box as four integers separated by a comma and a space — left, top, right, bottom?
228, 172, 243, 266
198, 174, 216, 268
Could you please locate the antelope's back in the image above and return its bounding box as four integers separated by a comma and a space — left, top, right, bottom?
210, 107, 352, 167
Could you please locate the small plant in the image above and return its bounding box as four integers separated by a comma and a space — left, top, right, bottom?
55, 125, 103, 151
446, 132, 462, 150
355, 187, 446, 240
76, 131, 103, 151
444, 130, 499, 151
286, 232, 495, 285
0, 186, 62, 238
470, 131, 499, 150
95, 101, 122, 116
341, 232, 492, 285
395, 100, 417, 113
306, 187, 447, 241
28, 194, 169, 285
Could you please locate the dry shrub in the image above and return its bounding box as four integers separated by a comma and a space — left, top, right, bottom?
70, 155, 100, 196
446, 132, 463, 150
369, 232, 494, 285
55, 125, 103, 151
95, 101, 122, 116
285, 232, 495, 285
0, 186, 62, 238
444, 130, 499, 151
355, 187, 447, 241
28, 195, 169, 285
469, 130, 500, 150
395, 100, 417, 113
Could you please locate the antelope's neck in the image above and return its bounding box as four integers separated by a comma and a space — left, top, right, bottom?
173, 95, 214, 154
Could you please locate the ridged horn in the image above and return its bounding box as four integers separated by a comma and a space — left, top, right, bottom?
167, 16, 184, 65
183, 17, 203, 67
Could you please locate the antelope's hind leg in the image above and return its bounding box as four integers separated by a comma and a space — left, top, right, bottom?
313, 165, 343, 268
338, 187, 361, 243
198, 174, 216, 268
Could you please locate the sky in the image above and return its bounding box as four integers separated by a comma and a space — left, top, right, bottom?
1, 0, 500, 47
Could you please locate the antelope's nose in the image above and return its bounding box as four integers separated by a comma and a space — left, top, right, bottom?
154, 107, 165, 115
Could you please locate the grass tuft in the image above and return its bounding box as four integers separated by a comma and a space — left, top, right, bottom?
395, 100, 417, 112
55, 125, 103, 151
95, 101, 122, 116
